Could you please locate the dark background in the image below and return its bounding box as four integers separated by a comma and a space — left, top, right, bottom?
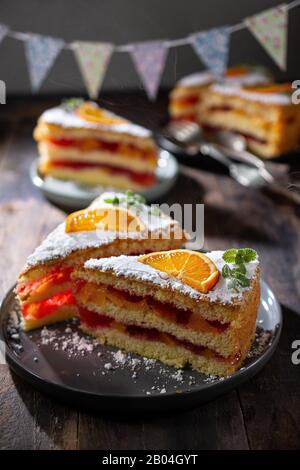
0, 0, 299, 97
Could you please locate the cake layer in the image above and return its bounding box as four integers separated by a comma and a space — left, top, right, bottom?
74, 278, 260, 357
38, 141, 156, 174
80, 308, 250, 376
38, 157, 156, 189
16, 266, 73, 304
21, 289, 78, 331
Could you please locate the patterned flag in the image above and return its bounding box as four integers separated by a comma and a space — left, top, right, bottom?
191, 26, 231, 78
245, 4, 288, 70
24, 34, 64, 92
73, 42, 114, 99
130, 40, 168, 100
0, 23, 8, 44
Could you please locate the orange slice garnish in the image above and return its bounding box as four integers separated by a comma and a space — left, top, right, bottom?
226, 65, 249, 78
138, 250, 219, 293
65, 206, 145, 233
77, 102, 126, 125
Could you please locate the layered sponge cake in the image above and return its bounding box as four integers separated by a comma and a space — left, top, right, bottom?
16, 192, 188, 331
73, 249, 260, 376
169, 65, 271, 123
199, 83, 300, 158
34, 100, 158, 190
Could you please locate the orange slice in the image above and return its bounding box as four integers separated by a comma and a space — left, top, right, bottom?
65, 206, 145, 233
138, 249, 219, 293
226, 65, 249, 78
77, 102, 126, 125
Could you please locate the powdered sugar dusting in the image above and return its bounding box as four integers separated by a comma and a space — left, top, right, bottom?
212, 83, 291, 105
41, 106, 151, 138
177, 71, 214, 87
84, 251, 259, 304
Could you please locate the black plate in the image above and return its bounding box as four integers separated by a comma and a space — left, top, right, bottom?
0, 281, 282, 413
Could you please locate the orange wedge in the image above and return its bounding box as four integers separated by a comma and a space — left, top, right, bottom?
77, 102, 125, 125
138, 249, 219, 293
65, 206, 145, 233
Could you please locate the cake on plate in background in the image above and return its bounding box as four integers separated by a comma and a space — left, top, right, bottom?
169, 65, 272, 123
34, 100, 158, 190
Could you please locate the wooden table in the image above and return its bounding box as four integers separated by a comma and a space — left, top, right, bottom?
1, 97, 300, 450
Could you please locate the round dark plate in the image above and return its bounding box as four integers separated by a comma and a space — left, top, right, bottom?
0, 281, 281, 413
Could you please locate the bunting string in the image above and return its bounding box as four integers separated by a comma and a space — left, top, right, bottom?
0, 0, 299, 99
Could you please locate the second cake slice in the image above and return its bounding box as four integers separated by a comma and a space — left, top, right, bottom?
73, 249, 260, 376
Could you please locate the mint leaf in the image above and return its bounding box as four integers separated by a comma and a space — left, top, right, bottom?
222, 264, 231, 278
62, 97, 84, 111
104, 196, 120, 205
239, 248, 257, 263
222, 249, 238, 263
233, 272, 250, 287
233, 263, 246, 275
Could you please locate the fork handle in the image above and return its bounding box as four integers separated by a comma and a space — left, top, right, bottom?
200, 142, 233, 169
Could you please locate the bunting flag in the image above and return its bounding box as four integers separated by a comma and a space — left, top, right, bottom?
73, 41, 114, 99
191, 26, 231, 78
245, 4, 288, 70
0, 23, 8, 44
130, 41, 168, 100
24, 34, 64, 92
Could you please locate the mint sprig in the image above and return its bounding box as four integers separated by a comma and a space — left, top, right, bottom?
222, 248, 257, 292
61, 97, 84, 112
103, 191, 159, 214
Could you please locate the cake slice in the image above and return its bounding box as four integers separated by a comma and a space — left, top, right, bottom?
34, 100, 158, 190
169, 65, 271, 123
16, 192, 188, 331
199, 82, 300, 158
73, 248, 260, 376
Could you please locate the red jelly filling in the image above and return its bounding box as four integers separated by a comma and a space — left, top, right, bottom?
49, 160, 156, 186
22, 289, 75, 319
79, 307, 239, 364
173, 95, 199, 106
80, 307, 114, 328
17, 267, 73, 299
48, 138, 156, 160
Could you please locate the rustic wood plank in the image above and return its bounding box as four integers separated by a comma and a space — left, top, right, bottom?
77, 391, 248, 450
237, 305, 300, 450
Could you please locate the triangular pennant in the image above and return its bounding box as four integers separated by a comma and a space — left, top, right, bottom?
130, 40, 168, 100
24, 34, 64, 92
245, 4, 288, 70
73, 42, 114, 99
0, 23, 8, 44
191, 26, 231, 78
